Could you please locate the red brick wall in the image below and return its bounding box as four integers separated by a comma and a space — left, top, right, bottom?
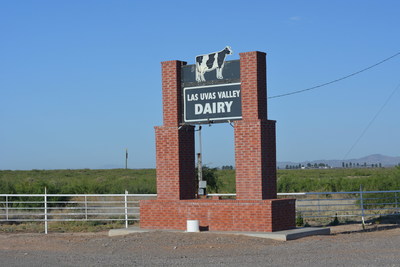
140, 198, 295, 232
239, 51, 267, 120
235, 51, 277, 200
161, 60, 186, 127
155, 125, 196, 200
235, 120, 277, 200
155, 60, 196, 200
145, 52, 295, 231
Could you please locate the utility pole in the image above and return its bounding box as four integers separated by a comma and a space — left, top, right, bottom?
197, 126, 206, 195
197, 126, 203, 182
125, 148, 128, 169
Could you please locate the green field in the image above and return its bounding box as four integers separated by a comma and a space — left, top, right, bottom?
277, 167, 400, 192
0, 167, 400, 194
0, 169, 156, 194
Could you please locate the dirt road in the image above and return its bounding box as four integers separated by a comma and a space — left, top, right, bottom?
0, 226, 399, 266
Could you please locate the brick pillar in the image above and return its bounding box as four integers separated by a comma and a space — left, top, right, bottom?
155, 60, 196, 200
235, 51, 277, 200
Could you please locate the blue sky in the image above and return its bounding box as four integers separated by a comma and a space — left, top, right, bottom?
1, 0, 399, 170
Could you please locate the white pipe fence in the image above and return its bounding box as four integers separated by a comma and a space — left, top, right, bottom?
0, 192, 157, 233
277, 190, 400, 222
1, 190, 400, 233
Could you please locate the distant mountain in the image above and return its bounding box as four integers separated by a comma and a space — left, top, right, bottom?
278, 154, 400, 169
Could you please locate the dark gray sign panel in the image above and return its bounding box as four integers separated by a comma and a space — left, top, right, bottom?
184, 83, 242, 124
182, 60, 240, 88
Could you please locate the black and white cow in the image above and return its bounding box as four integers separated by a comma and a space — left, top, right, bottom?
195, 46, 233, 82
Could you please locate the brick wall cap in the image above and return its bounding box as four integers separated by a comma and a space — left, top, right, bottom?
161, 60, 187, 65
239, 51, 267, 57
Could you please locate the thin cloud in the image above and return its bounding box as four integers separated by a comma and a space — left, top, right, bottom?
289, 16, 302, 21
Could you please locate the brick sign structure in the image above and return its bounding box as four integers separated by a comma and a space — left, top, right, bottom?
140, 51, 295, 232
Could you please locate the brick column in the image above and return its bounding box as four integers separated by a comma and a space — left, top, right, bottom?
235, 51, 277, 200
155, 60, 196, 200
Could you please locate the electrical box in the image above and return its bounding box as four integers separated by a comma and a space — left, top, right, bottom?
198, 181, 207, 195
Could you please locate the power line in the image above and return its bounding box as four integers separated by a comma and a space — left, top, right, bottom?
343, 80, 400, 160
268, 51, 400, 99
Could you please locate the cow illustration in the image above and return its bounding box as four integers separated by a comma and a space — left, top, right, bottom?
195, 46, 233, 82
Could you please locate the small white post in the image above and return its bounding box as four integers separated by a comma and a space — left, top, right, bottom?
124, 190, 128, 229
187, 220, 200, 232
360, 185, 365, 229
44, 187, 48, 234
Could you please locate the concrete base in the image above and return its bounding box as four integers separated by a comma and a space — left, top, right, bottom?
109, 227, 330, 241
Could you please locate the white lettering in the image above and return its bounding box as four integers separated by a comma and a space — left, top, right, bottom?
193, 101, 234, 115
200, 92, 216, 100
225, 101, 233, 112
194, 104, 203, 114
217, 102, 225, 113
203, 103, 212, 114
217, 90, 241, 99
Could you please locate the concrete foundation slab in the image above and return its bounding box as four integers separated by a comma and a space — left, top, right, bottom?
228, 227, 331, 241
109, 227, 330, 241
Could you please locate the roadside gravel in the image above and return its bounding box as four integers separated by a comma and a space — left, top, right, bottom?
0, 225, 399, 266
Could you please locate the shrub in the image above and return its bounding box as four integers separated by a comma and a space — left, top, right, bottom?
328, 214, 340, 226
296, 212, 304, 226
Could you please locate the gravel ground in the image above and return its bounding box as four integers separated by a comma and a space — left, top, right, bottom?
0, 225, 399, 266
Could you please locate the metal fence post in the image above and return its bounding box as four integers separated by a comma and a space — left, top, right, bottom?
360, 185, 365, 229
85, 195, 88, 220
125, 190, 128, 229
395, 192, 399, 213
6, 195, 9, 221
44, 187, 48, 234
318, 198, 321, 217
